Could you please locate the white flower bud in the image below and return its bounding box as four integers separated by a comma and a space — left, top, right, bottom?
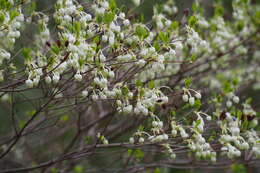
158, 121, 163, 128
102, 35, 108, 42
165, 20, 171, 26
101, 1, 109, 9
45, 76, 52, 84
233, 96, 239, 103
161, 96, 168, 103
234, 150, 241, 157
103, 139, 109, 144
156, 21, 163, 29
163, 134, 168, 140
226, 100, 232, 107
123, 105, 133, 114
250, 119, 258, 128
132, 0, 140, 6
74, 73, 82, 81
189, 97, 195, 105
170, 153, 176, 159
25, 79, 34, 88
171, 129, 177, 136
134, 107, 140, 114
138, 137, 144, 143
141, 107, 148, 116
206, 116, 212, 121
225, 112, 233, 121
169, 49, 176, 56
109, 36, 115, 45
230, 127, 240, 136
152, 121, 158, 127
108, 71, 115, 78
67, 34, 75, 43
180, 131, 188, 138
92, 94, 99, 101
116, 100, 122, 106
82, 90, 88, 97
175, 42, 183, 50
53, 74, 60, 83
195, 93, 201, 99
129, 137, 135, 144
4, 52, 11, 59
197, 124, 204, 132
85, 14, 92, 21
123, 19, 130, 26
182, 94, 189, 102
99, 54, 106, 62
119, 12, 125, 18
241, 142, 249, 150
136, 59, 146, 66
128, 92, 133, 98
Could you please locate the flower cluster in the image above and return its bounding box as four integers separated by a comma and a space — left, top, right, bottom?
0, 0, 24, 65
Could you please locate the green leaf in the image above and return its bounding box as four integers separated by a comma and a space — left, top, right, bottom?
22, 48, 32, 62
0, 12, 5, 24
0, 1, 12, 10
232, 77, 239, 86
158, 31, 169, 43
27, 110, 36, 116
51, 45, 60, 55
85, 136, 92, 144
134, 149, 144, 159
188, 16, 198, 27
184, 77, 192, 88
50, 168, 58, 173
192, 2, 199, 12
148, 106, 155, 112
27, 1, 36, 15
60, 115, 69, 122
74, 22, 81, 36
214, 4, 224, 17
139, 88, 145, 97
103, 12, 115, 24
170, 110, 176, 116
93, 35, 100, 43
154, 4, 164, 14
128, 149, 133, 155
96, 15, 103, 23
138, 125, 144, 131
153, 41, 160, 51
236, 21, 245, 31
194, 99, 201, 109
140, 13, 144, 23
237, 110, 242, 120
47, 56, 55, 67
121, 86, 129, 96
223, 81, 233, 93
73, 165, 83, 173
231, 164, 246, 173
136, 80, 143, 87
148, 80, 155, 89
135, 25, 149, 39
253, 11, 260, 27
78, 58, 85, 67
109, 0, 117, 12
10, 10, 19, 21
154, 168, 161, 173
170, 21, 179, 30
195, 119, 202, 127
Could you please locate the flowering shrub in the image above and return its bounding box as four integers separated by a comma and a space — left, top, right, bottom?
0, 0, 259, 172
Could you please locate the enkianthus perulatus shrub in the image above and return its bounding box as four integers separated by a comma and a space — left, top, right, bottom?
0, 0, 260, 172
